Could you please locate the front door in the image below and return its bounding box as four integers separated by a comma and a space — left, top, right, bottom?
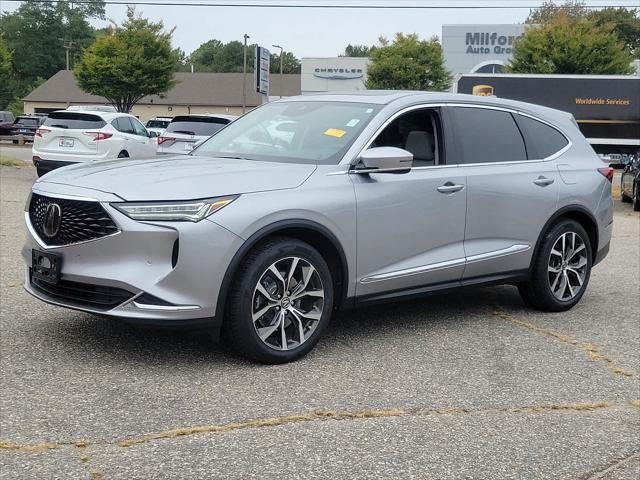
352, 107, 467, 298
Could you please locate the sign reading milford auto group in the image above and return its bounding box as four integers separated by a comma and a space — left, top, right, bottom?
255, 46, 270, 95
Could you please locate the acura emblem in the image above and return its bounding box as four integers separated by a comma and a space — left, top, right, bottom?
43, 203, 62, 238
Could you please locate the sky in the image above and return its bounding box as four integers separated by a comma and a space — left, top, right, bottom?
1, 0, 638, 57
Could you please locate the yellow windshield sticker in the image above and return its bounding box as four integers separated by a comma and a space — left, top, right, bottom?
324, 128, 346, 138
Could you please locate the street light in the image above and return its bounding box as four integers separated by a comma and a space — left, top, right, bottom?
272, 44, 284, 99
243, 34, 250, 113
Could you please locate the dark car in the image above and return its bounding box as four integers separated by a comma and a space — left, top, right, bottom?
621, 153, 640, 211
0, 111, 15, 136
10, 115, 46, 143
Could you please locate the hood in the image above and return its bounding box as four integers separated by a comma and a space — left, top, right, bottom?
38, 155, 317, 201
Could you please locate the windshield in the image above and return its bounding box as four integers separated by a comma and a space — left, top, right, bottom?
166, 116, 230, 136
146, 119, 171, 129
193, 101, 381, 165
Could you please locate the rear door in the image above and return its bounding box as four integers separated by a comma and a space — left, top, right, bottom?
129, 117, 156, 158
447, 106, 563, 281
39, 112, 107, 155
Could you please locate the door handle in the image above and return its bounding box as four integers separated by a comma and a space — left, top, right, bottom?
533, 176, 554, 187
437, 182, 465, 194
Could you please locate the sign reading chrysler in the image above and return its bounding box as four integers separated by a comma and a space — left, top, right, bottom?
313, 67, 364, 80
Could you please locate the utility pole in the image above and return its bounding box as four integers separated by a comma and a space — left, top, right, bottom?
272, 44, 284, 99
60, 39, 75, 70
242, 34, 250, 113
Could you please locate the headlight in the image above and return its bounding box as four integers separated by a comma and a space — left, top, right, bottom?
111, 195, 238, 222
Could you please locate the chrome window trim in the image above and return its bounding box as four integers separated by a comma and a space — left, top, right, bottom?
359, 243, 530, 284
351, 102, 572, 168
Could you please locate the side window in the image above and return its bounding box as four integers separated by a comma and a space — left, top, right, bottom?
370, 108, 441, 167
113, 117, 135, 134
514, 114, 569, 159
131, 118, 148, 137
451, 107, 526, 164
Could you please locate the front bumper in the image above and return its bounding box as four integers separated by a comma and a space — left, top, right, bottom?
23, 187, 244, 326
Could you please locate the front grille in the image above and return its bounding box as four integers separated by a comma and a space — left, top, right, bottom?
29, 193, 119, 246
30, 273, 134, 310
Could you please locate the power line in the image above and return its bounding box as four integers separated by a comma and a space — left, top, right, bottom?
2, 0, 639, 9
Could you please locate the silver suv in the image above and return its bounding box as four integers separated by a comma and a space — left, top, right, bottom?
23, 92, 613, 364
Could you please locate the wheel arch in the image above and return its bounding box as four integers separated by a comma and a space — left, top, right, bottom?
530, 205, 599, 270
216, 219, 351, 322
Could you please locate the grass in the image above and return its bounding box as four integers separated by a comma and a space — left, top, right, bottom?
0, 155, 24, 167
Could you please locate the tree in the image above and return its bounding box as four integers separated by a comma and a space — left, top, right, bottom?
188, 39, 244, 72
589, 8, 640, 58
0, 0, 104, 84
526, 0, 587, 24
75, 8, 178, 113
269, 51, 300, 74
341, 44, 376, 57
0, 35, 13, 109
508, 14, 634, 74
366, 33, 451, 91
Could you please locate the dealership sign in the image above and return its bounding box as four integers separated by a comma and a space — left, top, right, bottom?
465, 32, 523, 55
313, 68, 364, 80
255, 46, 270, 95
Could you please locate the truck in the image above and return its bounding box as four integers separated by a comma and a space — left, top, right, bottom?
455, 74, 640, 161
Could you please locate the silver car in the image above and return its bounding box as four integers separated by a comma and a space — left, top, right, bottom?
23, 92, 613, 364
157, 114, 237, 155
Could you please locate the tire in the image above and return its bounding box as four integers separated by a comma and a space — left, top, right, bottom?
633, 183, 640, 212
518, 219, 592, 312
117, 151, 129, 158
620, 179, 631, 203
224, 237, 334, 364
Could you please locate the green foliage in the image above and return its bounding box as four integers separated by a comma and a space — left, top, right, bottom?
589, 8, 640, 58
269, 51, 300, 74
508, 14, 634, 74
75, 7, 178, 112
366, 33, 451, 91
526, 0, 588, 24
186, 40, 301, 74
0, 35, 13, 109
341, 44, 376, 57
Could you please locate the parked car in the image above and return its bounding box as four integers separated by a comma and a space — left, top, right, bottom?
0, 111, 15, 135
32, 110, 158, 177
620, 153, 640, 211
145, 117, 173, 137
23, 92, 613, 364
10, 115, 46, 142
157, 114, 237, 154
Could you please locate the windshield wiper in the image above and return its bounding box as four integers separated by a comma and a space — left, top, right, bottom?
173, 130, 195, 135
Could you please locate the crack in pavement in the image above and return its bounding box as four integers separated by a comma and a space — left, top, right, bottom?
492, 305, 635, 377
1, 400, 638, 454
583, 451, 640, 480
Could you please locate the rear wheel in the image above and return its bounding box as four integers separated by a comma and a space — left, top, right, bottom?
519, 219, 592, 312
633, 182, 640, 212
224, 238, 334, 364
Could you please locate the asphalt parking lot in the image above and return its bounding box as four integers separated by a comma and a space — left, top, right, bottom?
1, 163, 639, 479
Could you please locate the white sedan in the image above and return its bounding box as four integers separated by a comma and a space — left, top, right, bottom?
32, 110, 158, 177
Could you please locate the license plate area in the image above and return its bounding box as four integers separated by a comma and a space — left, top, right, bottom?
59, 138, 75, 147
32, 249, 62, 284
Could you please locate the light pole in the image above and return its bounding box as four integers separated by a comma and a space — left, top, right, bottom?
242, 34, 250, 113
272, 44, 284, 99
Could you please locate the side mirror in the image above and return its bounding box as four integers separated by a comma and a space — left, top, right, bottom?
357, 147, 413, 173
148, 131, 158, 138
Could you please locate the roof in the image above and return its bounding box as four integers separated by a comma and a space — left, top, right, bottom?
24, 70, 302, 107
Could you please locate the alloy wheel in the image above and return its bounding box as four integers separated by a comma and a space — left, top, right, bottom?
251, 256, 325, 351
547, 232, 588, 301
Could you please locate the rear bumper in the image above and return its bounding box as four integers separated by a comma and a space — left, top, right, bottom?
33, 158, 78, 175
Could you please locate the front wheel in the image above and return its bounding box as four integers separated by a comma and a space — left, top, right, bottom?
633, 183, 640, 212
620, 179, 631, 203
519, 219, 592, 312
224, 238, 334, 364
